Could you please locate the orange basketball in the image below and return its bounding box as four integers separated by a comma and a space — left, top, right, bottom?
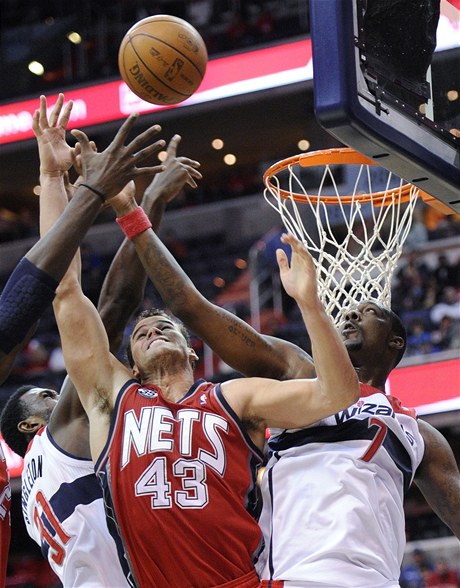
118, 15, 208, 106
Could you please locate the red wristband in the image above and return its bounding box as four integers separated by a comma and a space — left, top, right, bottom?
116, 207, 152, 240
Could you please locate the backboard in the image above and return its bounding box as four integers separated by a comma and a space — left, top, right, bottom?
309, 0, 460, 213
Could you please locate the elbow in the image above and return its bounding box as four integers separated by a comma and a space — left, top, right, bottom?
325, 372, 360, 414
340, 372, 360, 409
55, 276, 80, 301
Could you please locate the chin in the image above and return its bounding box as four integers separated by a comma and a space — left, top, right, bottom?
345, 339, 361, 354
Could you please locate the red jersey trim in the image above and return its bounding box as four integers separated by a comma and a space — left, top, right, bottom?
359, 382, 417, 419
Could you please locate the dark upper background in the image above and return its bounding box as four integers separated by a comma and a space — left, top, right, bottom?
0, 0, 328, 216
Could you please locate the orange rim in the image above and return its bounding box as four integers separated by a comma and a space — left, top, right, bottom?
263, 147, 418, 206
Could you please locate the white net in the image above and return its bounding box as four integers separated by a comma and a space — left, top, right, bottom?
263, 150, 420, 325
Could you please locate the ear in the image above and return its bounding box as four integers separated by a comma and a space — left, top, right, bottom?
132, 364, 141, 380
389, 335, 405, 352
18, 416, 45, 435
188, 348, 199, 364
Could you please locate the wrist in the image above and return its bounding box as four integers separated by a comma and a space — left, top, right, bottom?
39, 169, 65, 179
110, 199, 138, 217
116, 206, 152, 240
77, 183, 107, 204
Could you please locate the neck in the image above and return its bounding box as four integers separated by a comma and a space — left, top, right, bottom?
141, 369, 194, 403
354, 366, 387, 392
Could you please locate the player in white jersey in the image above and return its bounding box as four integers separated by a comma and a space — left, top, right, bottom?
255, 300, 458, 587
258, 383, 425, 587
21, 410, 127, 586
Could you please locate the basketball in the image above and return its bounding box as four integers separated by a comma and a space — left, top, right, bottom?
118, 15, 208, 106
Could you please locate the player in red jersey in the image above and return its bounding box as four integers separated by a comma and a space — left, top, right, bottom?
52, 130, 359, 587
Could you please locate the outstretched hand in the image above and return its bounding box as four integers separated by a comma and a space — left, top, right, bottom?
277, 233, 319, 305
142, 134, 202, 206
71, 114, 166, 200
32, 93, 74, 175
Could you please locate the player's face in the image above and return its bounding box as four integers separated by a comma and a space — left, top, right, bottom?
22, 387, 59, 424
339, 301, 393, 356
130, 315, 191, 368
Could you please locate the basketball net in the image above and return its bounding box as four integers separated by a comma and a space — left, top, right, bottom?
263, 148, 421, 325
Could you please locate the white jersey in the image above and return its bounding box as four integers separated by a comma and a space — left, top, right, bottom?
22, 426, 128, 587
257, 384, 425, 588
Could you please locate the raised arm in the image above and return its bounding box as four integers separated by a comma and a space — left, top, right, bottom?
98, 134, 202, 352
108, 190, 314, 380
0, 94, 75, 376
276, 233, 358, 396
414, 419, 460, 539
52, 119, 169, 459
220, 234, 359, 442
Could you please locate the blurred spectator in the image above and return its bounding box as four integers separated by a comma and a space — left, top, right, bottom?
431, 315, 460, 351
433, 254, 460, 299
426, 557, 460, 587
187, 0, 214, 27
224, 13, 253, 49
424, 208, 460, 240
254, 8, 276, 41
47, 345, 66, 376
0, 209, 22, 243
394, 251, 432, 315
407, 318, 437, 356
430, 286, 460, 325
11, 338, 49, 380
404, 205, 429, 250
400, 548, 435, 588
16, 207, 39, 239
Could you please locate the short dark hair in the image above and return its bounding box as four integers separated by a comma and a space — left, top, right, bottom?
125, 308, 191, 369
0, 385, 36, 457
387, 308, 407, 368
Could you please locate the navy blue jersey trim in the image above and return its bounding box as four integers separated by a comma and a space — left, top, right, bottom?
39, 472, 103, 560
180, 378, 207, 401
98, 466, 138, 587
47, 474, 102, 523
270, 419, 414, 492
215, 383, 265, 462
267, 461, 276, 580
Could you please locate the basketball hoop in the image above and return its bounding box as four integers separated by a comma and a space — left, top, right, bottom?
263, 147, 425, 324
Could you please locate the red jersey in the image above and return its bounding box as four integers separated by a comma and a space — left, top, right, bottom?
0, 444, 11, 587
95, 379, 264, 588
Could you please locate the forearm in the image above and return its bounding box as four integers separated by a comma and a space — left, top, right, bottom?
97, 239, 147, 353
112, 200, 197, 313
25, 184, 102, 282
415, 421, 460, 539
98, 192, 168, 353
0, 323, 37, 382
39, 172, 68, 236
129, 226, 308, 379
54, 277, 116, 412
298, 298, 359, 403
0, 259, 57, 354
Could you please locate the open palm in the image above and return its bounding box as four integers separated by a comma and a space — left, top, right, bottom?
32, 93, 74, 174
